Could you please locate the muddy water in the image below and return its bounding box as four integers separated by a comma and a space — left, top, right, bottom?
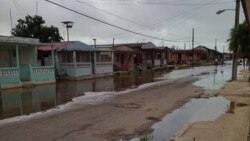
0, 64, 236, 120
130, 96, 230, 141
130, 63, 242, 141
0, 70, 166, 120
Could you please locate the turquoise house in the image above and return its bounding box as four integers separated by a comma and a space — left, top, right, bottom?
0, 36, 56, 89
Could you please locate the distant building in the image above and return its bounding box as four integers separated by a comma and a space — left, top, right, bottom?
113, 45, 136, 72
194, 46, 223, 62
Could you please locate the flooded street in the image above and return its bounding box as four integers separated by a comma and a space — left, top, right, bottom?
0, 70, 166, 120
0, 63, 243, 141
130, 63, 244, 141
0, 63, 235, 121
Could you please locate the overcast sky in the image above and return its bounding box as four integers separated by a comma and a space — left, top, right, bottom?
0, 0, 246, 52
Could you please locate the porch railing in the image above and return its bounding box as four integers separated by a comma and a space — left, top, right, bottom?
0, 68, 19, 77
0, 68, 20, 85
59, 63, 91, 68
30, 65, 55, 82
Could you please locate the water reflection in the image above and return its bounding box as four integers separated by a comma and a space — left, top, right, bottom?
0, 70, 166, 120
0, 85, 56, 120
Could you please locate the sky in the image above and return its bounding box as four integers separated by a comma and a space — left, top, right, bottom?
0, 0, 246, 52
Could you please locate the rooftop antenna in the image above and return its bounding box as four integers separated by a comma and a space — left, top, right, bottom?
9, 8, 13, 34
36, 1, 38, 15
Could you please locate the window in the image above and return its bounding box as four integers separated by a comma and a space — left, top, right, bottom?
76, 52, 90, 62
58, 51, 73, 63
96, 52, 112, 62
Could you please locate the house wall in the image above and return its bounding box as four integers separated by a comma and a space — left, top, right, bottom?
57, 64, 92, 77
95, 62, 113, 74
19, 47, 35, 81
0, 49, 11, 67
154, 59, 161, 66
114, 53, 135, 71
19, 48, 34, 65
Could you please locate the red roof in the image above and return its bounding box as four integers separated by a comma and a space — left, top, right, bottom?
38, 42, 69, 51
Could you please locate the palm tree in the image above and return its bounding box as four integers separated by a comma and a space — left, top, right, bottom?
228, 21, 250, 70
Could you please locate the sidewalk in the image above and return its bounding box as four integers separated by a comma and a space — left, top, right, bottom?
175, 70, 250, 141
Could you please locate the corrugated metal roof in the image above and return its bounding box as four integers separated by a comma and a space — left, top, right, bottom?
38, 42, 69, 51
58, 41, 92, 51
0, 35, 40, 45
141, 42, 158, 49
58, 41, 113, 52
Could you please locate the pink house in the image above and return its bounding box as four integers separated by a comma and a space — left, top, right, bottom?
114, 45, 136, 71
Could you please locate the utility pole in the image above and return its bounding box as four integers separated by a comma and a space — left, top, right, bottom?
62, 21, 74, 42
112, 38, 115, 48
215, 39, 218, 65
231, 0, 240, 80
192, 28, 194, 67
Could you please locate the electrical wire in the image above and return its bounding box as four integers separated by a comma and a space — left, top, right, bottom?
74, 0, 151, 29
45, 0, 190, 42
70, 0, 234, 6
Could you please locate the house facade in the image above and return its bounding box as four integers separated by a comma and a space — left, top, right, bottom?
0, 36, 56, 89
169, 48, 208, 64
113, 42, 166, 70
141, 42, 166, 68
113, 45, 136, 72
41, 41, 114, 80
194, 46, 223, 62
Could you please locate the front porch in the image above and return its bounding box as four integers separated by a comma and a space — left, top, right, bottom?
0, 36, 55, 89
56, 41, 114, 80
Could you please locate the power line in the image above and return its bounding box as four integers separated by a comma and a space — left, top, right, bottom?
73, 0, 151, 30
70, 0, 234, 6
104, 0, 218, 40
44, 0, 190, 42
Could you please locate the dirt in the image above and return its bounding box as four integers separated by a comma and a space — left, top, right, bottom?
0, 77, 202, 141
175, 70, 250, 141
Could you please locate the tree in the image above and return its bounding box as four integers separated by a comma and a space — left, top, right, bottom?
228, 21, 250, 70
12, 15, 62, 43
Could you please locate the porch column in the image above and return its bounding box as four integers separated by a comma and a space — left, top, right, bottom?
152, 50, 155, 66
33, 47, 37, 66
15, 44, 21, 82
51, 45, 55, 67
111, 52, 114, 63
73, 51, 76, 68
16, 44, 19, 68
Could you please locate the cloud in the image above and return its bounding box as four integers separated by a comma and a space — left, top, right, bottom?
0, 0, 245, 52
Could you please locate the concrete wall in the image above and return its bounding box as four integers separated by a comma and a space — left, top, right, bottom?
58, 65, 92, 77
95, 63, 113, 74
155, 59, 161, 66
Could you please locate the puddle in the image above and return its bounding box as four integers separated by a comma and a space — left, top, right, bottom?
130, 96, 230, 141
194, 65, 243, 90
193, 66, 231, 90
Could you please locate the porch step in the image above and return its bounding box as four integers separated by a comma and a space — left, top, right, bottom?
22, 81, 35, 88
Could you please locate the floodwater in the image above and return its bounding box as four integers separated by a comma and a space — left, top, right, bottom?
130, 63, 244, 141
0, 63, 238, 121
130, 96, 230, 141
0, 70, 166, 120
